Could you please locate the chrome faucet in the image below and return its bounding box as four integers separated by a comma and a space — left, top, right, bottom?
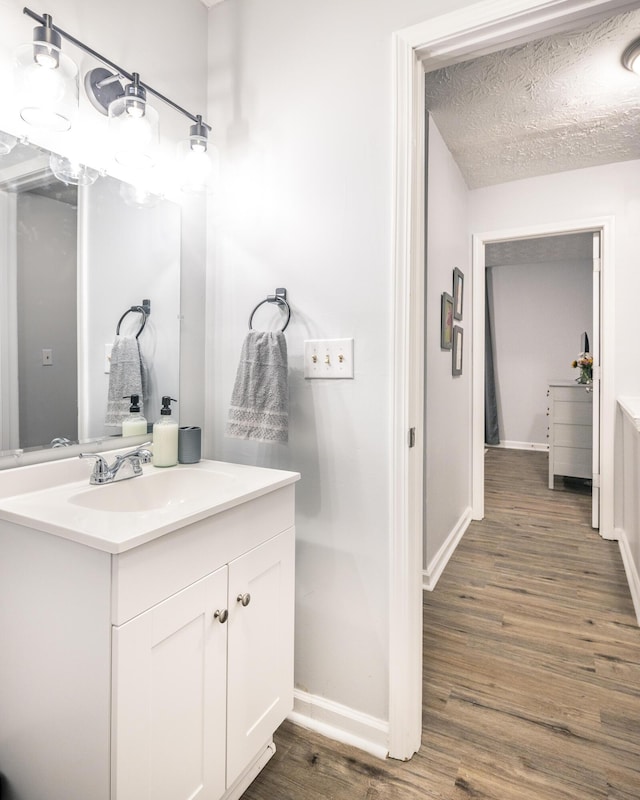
80, 444, 152, 485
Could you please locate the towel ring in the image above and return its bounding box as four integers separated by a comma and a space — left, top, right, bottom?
116, 306, 148, 339
248, 288, 291, 332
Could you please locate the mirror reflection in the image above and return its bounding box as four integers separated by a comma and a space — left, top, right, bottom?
0, 133, 181, 459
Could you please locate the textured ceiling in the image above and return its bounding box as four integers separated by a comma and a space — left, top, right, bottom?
425, 9, 640, 189
485, 233, 594, 267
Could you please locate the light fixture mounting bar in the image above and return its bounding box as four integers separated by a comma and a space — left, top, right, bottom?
22, 7, 211, 130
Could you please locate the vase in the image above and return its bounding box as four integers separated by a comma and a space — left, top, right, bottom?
576, 367, 592, 384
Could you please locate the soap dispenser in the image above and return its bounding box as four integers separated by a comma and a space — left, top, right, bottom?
121, 394, 148, 437
152, 396, 179, 467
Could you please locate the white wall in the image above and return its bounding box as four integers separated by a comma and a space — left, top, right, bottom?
0, 0, 208, 434
424, 116, 472, 576
206, 0, 474, 738
490, 258, 592, 448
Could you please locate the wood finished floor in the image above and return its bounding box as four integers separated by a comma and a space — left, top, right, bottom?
241, 448, 640, 799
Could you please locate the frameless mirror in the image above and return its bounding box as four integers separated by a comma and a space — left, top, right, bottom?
0, 133, 181, 462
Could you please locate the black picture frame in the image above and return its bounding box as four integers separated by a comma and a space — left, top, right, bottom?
441, 292, 454, 350
453, 267, 464, 320
452, 325, 463, 376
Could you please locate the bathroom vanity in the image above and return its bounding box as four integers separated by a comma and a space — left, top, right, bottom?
0, 458, 299, 800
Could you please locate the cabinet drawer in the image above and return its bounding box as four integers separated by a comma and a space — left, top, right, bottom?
552, 401, 592, 426
111, 485, 295, 625
552, 423, 592, 449
551, 386, 592, 403
553, 446, 592, 480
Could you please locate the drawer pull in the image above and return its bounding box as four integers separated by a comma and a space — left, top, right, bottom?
214, 608, 228, 624
237, 592, 251, 607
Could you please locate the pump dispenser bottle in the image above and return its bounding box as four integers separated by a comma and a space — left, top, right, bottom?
152, 396, 178, 467
121, 394, 147, 437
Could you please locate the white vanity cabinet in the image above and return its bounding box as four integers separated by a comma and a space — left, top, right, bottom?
112, 527, 295, 800
0, 464, 298, 800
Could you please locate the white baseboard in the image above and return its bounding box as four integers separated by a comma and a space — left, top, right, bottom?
423, 506, 472, 592
487, 441, 549, 452
616, 526, 640, 627
289, 689, 389, 760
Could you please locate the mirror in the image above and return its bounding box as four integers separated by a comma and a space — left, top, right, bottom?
0, 132, 181, 461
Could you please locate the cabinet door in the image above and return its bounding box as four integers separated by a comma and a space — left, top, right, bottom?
226, 527, 295, 787
112, 567, 228, 800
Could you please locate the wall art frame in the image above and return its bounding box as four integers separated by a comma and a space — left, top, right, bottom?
441, 292, 454, 350
453, 267, 464, 320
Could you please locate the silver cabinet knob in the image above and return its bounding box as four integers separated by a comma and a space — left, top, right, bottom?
237, 593, 251, 607
214, 609, 228, 623
585, 387, 593, 393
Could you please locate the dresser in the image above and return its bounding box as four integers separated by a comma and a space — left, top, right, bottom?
547, 381, 593, 489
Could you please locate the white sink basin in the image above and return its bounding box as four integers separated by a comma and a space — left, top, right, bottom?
69, 468, 237, 513
0, 459, 300, 554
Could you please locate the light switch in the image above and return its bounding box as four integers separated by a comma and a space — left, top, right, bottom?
304, 338, 354, 379
42, 348, 53, 366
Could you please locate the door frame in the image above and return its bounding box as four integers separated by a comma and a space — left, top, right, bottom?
390, 0, 629, 761
470, 219, 614, 534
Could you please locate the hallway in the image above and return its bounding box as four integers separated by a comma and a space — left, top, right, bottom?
241, 449, 640, 799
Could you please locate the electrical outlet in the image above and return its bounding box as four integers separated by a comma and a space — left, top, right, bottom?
304, 338, 354, 379
42, 348, 53, 366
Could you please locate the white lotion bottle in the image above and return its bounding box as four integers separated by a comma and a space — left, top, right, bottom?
121, 394, 147, 437
152, 396, 178, 467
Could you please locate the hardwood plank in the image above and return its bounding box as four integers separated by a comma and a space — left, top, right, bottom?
240, 449, 640, 800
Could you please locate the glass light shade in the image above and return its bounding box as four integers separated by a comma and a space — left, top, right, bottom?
177, 134, 215, 194
0, 132, 18, 156
14, 42, 78, 132
49, 153, 99, 186
108, 94, 159, 169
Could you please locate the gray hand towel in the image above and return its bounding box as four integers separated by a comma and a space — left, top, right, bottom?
105, 335, 144, 426
226, 331, 288, 443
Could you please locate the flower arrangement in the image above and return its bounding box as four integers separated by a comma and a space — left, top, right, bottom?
572, 352, 593, 384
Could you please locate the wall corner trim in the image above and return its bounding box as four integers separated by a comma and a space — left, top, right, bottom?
423, 506, 472, 592
616, 526, 640, 626
289, 690, 389, 761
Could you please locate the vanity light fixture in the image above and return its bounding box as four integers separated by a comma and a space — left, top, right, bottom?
622, 38, 640, 75
107, 73, 160, 169
14, 12, 79, 131
18, 8, 213, 189
177, 115, 215, 194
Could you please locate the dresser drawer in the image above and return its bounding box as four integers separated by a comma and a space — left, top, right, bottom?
551, 386, 592, 403
552, 401, 592, 426
553, 446, 592, 480
553, 423, 592, 448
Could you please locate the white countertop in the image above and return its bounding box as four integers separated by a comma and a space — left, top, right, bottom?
0, 459, 300, 554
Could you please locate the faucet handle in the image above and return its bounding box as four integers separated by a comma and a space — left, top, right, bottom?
79, 453, 110, 483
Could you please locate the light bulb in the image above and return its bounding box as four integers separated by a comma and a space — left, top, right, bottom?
33, 42, 59, 69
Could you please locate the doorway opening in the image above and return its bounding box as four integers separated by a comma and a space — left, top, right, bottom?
390, 0, 630, 762
475, 228, 603, 530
